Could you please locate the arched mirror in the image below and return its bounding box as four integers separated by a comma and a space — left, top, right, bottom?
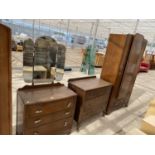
23, 36, 66, 83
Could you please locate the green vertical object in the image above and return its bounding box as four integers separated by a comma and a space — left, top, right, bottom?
80, 44, 96, 75
81, 19, 99, 75
89, 43, 96, 75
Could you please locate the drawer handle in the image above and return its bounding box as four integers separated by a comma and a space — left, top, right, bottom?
35, 110, 42, 114
65, 112, 70, 115
34, 131, 39, 135
64, 121, 68, 127
67, 102, 72, 108
34, 119, 42, 124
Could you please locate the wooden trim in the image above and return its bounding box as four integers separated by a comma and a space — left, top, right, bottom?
68, 76, 96, 83
18, 82, 64, 91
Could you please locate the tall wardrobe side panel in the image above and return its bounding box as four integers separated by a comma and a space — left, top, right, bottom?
0, 23, 12, 134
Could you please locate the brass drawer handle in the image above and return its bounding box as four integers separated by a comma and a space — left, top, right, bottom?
35, 110, 42, 114
34, 119, 42, 124
64, 121, 68, 127
65, 112, 70, 115
67, 102, 72, 108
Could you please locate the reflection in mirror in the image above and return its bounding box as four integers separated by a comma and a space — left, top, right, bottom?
23, 36, 66, 83
34, 36, 57, 82
56, 44, 66, 81
23, 38, 34, 83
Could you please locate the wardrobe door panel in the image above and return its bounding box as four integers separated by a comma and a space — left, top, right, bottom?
118, 34, 147, 99
101, 34, 133, 85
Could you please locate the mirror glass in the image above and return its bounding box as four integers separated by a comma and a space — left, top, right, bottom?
23, 36, 66, 83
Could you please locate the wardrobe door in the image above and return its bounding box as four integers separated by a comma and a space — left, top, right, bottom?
117, 34, 147, 100
100, 34, 133, 113
0, 23, 12, 134
101, 34, 133, 84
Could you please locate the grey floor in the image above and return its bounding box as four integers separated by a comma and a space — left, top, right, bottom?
12, 50, 155, 135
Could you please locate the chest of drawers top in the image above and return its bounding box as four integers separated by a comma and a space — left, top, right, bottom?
18, 83, 77, 105
68, 76, 112, 92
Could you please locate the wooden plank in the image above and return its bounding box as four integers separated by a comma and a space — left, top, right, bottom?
144, 99, 155, 117
150, 99, 155, 106
141, 115, 155, 135
126, 128, 146, 135
145, 106, 155, 117
0, 24, 12, 134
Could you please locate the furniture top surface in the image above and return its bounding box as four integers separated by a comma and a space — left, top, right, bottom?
69, 78, 112, 91
23, 66, 47, 72
18, 85, 76, 105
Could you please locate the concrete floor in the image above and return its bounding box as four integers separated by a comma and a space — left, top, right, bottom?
12, 49, 155, 135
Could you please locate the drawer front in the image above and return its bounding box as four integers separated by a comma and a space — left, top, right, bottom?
84, 95, 107, 112
24, 109, 74, 129
85, 87, 111, 100
25, 98, 75, 117
78, 95, 109, 122
24, 117, 73, 135
24, 129, 71, 135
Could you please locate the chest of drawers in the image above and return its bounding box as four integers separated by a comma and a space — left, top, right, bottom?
68, 76, 112, 130
16, 83, 77, 135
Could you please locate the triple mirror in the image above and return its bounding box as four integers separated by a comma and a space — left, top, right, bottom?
23, 36, 66, 83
